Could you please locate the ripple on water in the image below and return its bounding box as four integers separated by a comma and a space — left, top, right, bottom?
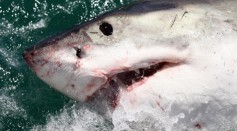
0, 0, 134, 130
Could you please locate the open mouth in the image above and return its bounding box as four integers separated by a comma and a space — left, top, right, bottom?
114, 62, 169, 87
93, 61, 175, 108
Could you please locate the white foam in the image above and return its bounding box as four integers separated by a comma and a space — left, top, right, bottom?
0, 94, 26, 118
0, 48, 19, 67
0, 19, 47, 37
32, 103, 113, 131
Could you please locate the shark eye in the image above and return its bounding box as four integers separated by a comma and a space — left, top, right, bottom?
99, 22, 113, 36
74, 47, 82, 58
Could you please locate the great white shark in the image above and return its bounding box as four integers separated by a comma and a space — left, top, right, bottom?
23, 0, 237, 130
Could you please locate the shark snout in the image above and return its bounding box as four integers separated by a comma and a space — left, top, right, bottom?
23, 47, 52, 73
23, 50, 35, 69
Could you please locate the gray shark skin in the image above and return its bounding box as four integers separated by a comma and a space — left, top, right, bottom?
23, 0, 237, 130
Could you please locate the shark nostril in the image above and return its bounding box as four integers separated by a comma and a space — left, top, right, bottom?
76, 49, 81, 58
74, 47, 82, 58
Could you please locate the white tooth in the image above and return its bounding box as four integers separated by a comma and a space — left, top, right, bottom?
112, 78, 117, 82
132, 80, 135, 84
134, 69, 140, 74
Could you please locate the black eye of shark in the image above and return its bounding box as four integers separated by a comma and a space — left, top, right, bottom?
99, 22, 113, 36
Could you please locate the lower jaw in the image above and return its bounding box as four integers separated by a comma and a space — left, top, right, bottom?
89, 62, 177, 109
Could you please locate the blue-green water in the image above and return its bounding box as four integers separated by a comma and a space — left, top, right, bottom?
0, 0, 134, 130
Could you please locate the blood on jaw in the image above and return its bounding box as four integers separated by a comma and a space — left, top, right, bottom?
83, 45, 91, 51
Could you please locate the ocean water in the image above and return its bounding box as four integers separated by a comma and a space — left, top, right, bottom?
0, 0, 134, 130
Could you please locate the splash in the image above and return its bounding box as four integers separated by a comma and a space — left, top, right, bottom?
0, 94, 26, 118
31, 103, 113, 131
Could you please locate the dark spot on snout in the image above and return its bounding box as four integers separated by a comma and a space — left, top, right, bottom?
30, 52, 35, 56
99, 22, 113, 36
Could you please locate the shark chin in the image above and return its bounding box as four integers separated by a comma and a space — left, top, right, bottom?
23, 0, 237, 130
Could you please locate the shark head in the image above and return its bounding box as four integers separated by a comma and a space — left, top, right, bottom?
23, 0, 237, 129
23, 1, 188, 102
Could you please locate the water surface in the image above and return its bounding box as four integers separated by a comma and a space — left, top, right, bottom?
0, 0, 133, 130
